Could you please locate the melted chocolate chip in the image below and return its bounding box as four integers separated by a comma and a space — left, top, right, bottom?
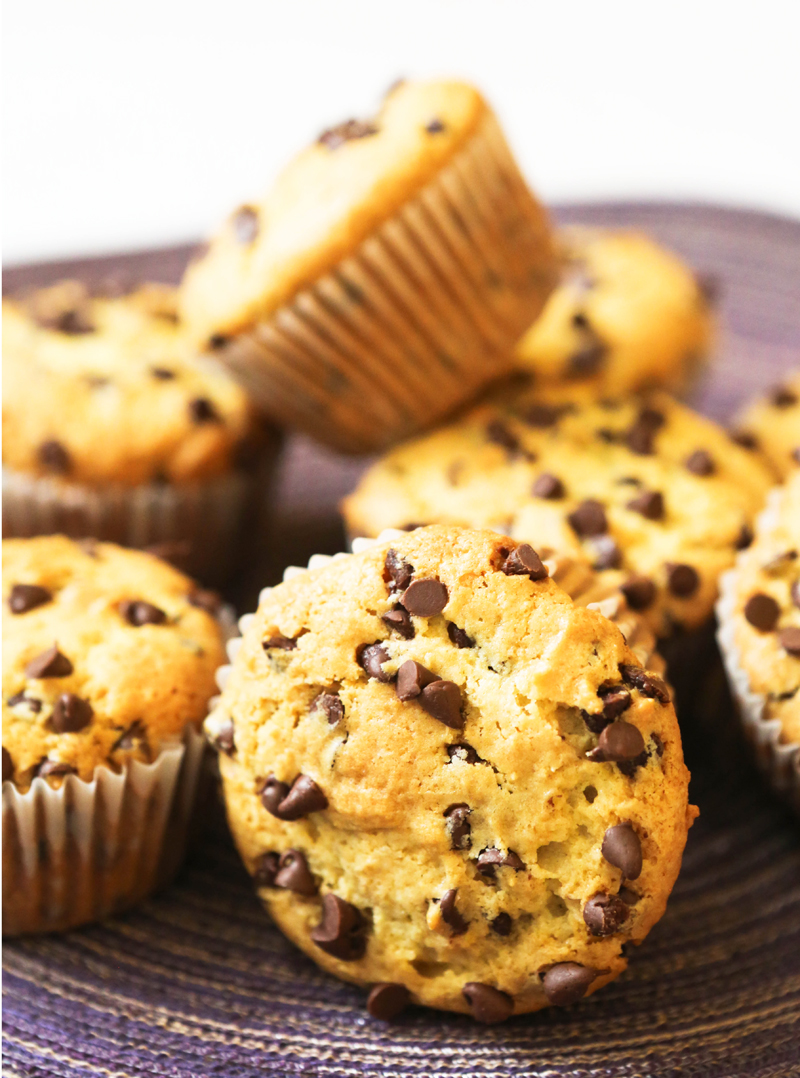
602, 822, 643, 879
51, 693, 93, 733
419, 680, 463, 729
626, 490, 665, 520
621, 576, 657, 611
744, 593, 781, 632
666, 563, 700, 598
533, 473, 565, 499
568, 499, 608, 538
38, 440, 71, 474
396, 660, 437, 701
447, 622, 474, 648
25, 645, 73, 679
310, 894, 365, 959
439, 889, 468, 935
490, 912, 512, 936
9, 584, 52, 614
542, 963, 597, 1006
312, 692, 344, 725
232, 205, 259, 244
384, 549, 414, 592
501, 544, 548, 580
318, 119, 378, 149
275, 850, 317, 895
462, 982, 513, 1024
401, 578, 448, 617
367, 983, 410, 1021
119, 600, 167, 627
253, 852, 280, 887
583, 892, 629, 936
444, 804, 472, 850
189, 397, 221, 424
685, 449, 715, 476
619, 665, 671, 704
587, 721, 646, 763
382, 606, 415, 639
357, 643, 392, 681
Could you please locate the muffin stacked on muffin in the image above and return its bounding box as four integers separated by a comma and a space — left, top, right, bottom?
207, 526, 695, 1020
180, 79, 558, 453
2, 281, 278, 581
2, 535, 228, 934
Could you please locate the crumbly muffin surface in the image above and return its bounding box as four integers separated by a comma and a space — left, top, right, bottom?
515, 227, 714, 394
734, 370, 800, 480
2, 536, 226, 787
2, 281, 257, 486
342, 384, 772, 636
209, 526, 695, 1018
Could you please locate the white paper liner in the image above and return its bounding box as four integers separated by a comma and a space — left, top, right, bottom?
2, 723, 207, 935
716, 488, 800, 817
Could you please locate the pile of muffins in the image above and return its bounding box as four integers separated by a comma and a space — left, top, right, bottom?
3, 78, 798, 1024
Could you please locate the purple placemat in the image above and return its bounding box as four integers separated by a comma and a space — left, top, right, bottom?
4, 203, 800, 1078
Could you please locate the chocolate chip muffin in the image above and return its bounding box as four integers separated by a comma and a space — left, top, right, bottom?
717, 471, 800, 815
732, 371, 800, 480
515, 227, 714, 394
2, 281, 279, 581
180, 79, 557, 453
3, 535, 228, 934
342, 383, 773, 637
207, 526, 696, 1020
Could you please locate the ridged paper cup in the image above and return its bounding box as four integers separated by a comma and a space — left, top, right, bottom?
210, 113, 557, 454
716, 489, 800, 817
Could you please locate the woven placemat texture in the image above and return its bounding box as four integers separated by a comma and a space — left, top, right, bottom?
3, 203, 800, 1078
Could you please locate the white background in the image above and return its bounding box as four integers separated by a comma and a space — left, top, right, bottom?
4, 0, 800, 264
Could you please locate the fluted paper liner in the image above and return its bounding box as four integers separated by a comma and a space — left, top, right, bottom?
212, 113, 557, 454
716, 489, 800, 817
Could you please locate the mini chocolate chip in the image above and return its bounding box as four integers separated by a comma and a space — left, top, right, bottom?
9, 584, 52, 614
36, 306, 95, 335
312, 692, 344, 725
119, 600, 167, 627
384, 549, 414, 592
420, 680, 463, 729
367, 983, 410, 1020
425, 118, 446, 134
188, 588, 222, 614
666, 563, 700, 598
533, 473, 565, 499
318, 119, 379, 149
209, 333, 230, 350
35, 759, 77, 780
258, 774, 290, 817
567, 340, 607, 377
264, 634, 297, 651
583, 892, 629, 936
38, 440, 71, 474
589, 535, 622, 570
779, 628, 800, 657
213, 719, 235, 755
150, 366, 176, 380
732, 430, 758, 450
771, 386, 798, 408
253, 851, 280, 887
357, 643, 392, 681
276, 775, 329, 820
447, 622, 474, 648
524, 404, 561, 428
736, 524, 754, 550
542, 963, 598, 1006
568, 499, 608, 537
382, 606, 415, 639
444, 804, 472, 850
744, 593, 781, 632
51, 693, 93, 733
189, 397, 221, 424
602, 822, 643, 879
232, 205, 259, 244
446, 743, 483, 765
24, 645, 73, 679
310, 893, 365, 959
439, 889, 468, 935
462, 982, 513, 1024
475, 848, 523, 877
490, 912, 513, 936
486, 419, 521, 456
401, 578, 448, 617
621, 576, 657, 611
599, 684, 633, 720
619, 664, 671, 704
3, 747, 13, 782
587, 721, 646, 763
626, 490, 665, 520
626, 408, 665, 455
275, 849, 317, 895
501, 544, 548, 580
396, 660, 437, 701
686, 449, 715, 476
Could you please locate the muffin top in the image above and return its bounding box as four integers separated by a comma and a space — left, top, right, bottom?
2, 281, 258, 486
725, 472, 800, 745
515, 227, 714, 395
179, 80, 500, 345
2, 535, 227, 788
733, 370, 800, 481
342, 383, 773, 636
207, 525, 695, 1017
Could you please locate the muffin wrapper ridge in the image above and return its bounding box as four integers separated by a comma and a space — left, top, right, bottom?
2, 725, 207, 935
716, 488, 800, 818
212, 113, 557, 454
2, 453, 278, 584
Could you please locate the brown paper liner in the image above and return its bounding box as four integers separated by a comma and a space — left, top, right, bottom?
212, 113, 557, 453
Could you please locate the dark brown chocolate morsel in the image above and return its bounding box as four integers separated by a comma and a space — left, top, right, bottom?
524, 403, 561, 428
6, 691, 41, 713
744, 593, 781, 632
188, 588, 222, 615
382, 605, 415, 639
396, 660, 437, 701
150, 366, 176, 380
501, 544, 548, 580
119, 600, 167, 627
25, 645, 73, 679
567, 339, 607, 378
598, 684, 633, 720
685, 449, 715, 476
542, 963, 597, 1006
51, 693, 93, 733
444, 804, 472, 850
490, 912, 512, 936
212, 719, 235, 755
425, 118, 446, 134
253, 851, 280, 887
779, 627, 800, 656
3, 747, 14, 783
38, 440, 71, 474
462, 982, 514, 1024
447, 622, 474, 648
312, 692, 344, 725
735, 524, 754, 550
9, 584, 52, 614
276, 775, 329, 820
439, 889, 468, 935
384, 549, 414, 592
310, 893, 365, 959
367, 982, 410, 1020
588, 721, 646, 763
770, 385, 798, 408
589, 535, 622, 570
232, 205, 259, 244
357, 643, 392, 681
419, 680, 464, 729
568, 499, 608, 537
318, 119, 378, 149
533, 473, 565, 499
275, 850, 317, 895
189, 397, 222, 424
401, 578, 448, 617
621, 575, 657, 611
264, 634, 297, 651
731, 430, 758, 450
666, 562, 700, 598
602, 822, 643, 879
583, 892, 629, 936
626, 407, 666, 455
258, 774, 290, 817
619, 664, 671, 704
475, 848, 524, 877
626, 490, 665, 520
